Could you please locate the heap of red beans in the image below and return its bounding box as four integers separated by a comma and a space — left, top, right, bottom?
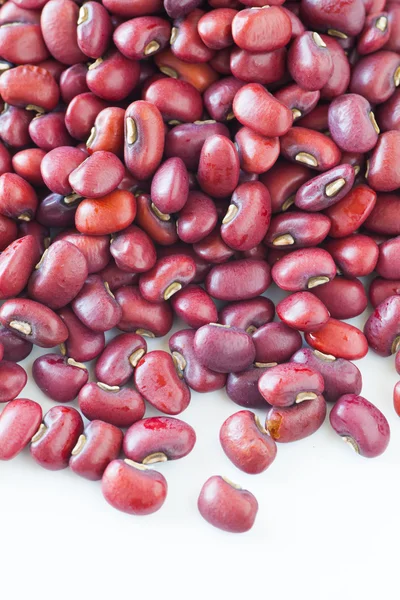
0, 0, 399, 534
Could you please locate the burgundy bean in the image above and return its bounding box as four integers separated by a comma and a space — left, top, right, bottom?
170, 285, 218, 329
198, 475, 258, 533
363, 193, 400, 236
197, 135, 240, 199
226, 365, 272, 409
169, 329, 227, 392
0, 2, 41, 24
0, 173, 38, 222
65, 93, 109, 141
0, 105, 33, 149
87, 50, 140, 102
79, 382, 145, 427
310, 277, 368, 320
29, 112, 73, 151
364, 295, 400, 356
288, 31, 333, 91
193, 324, 256, 373
233, 84, 293, 138
36, 192, 78, 229
375, 237, 400, 279
203, 77, 243, 122
170, 9, 214, 63
165, 121, 229, 171
32, 353, 88, 403
0, 361, 27, 403
0, 141, 12, 179
54, 230, 110, 273
330, 394, 390, 458
123, 416, 196, 464
0, 236, 40, 300
114, 16, 170, 60
75, 189, 136, 236
260, 160, 312, 214
58, 306, 105, 362
357, 11, 390, 54
198, 8, 236, 50
28, 240, 88, 310
0, 399, 42, 461
71, 274, 122, 332
385, 3, 400, 52
0, 65, 59, 112
324, 184, 377, 238
41, 0, 87, 65
77, 1, 112, 59
103, 0, 163, 17
301, 0, 366, 37
176, 191, 217, 244
320, 35, 351, 100
280, 127, 341, 171
70, 420, 123, 481
397, 352, 400, 376
193, 228, 235, 265
0, 21, 48, 64
116, 285, 173, 337
369, 277, 400, 308
234, 127, 279, 175
0, 298, 68, 348
230, 46, 287, 85
0, 327, 33, 362
274, 84, 320, 122
294, 164, 355, 212
41, 147, 86, 196
95, 333, 147, 387
350, 50, 400, 104
305, 318, 369, 360
266, 394, 327, 443
219, 297, 275, 333
259, 363, 324, 407
86, 107, 125, 157
209, 47, 232, 74
164, 0, 202, 18
323, 234, 379, 277
18, 221, 49, 256
12, 148, 46, 187
135, 193, 178, 247
232, 6, 291, 52
134, 350, 191, 415
110, 225, 157, 274
102, 459, 167, 516
69, 151, 124, 199
277, 292, 330, 332
59, 64, 90, 104
98, 261, 138, 292
271, 248, 336, 291
150, 157, 189, 215
125, 101, 165, 180
139, 254, 196, 303
367, 131, 400, 192
206, 259, 271, 301
252, 322, 302, 365
264, 212, 330, 249
376, 89, 400, 132
220, 410, 277, 474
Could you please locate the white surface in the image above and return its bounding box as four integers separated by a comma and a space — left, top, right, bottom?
0, 284, 398, 600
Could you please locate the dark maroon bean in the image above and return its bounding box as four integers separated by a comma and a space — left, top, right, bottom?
198, 475, 258, 533
260, 160, 312, 214
95, 333, 147, 387
369, 277, 400, 308
0, 361, 27, 403
65, 93, 109, 141
220, 410, 277, 475
123, 416, 196, 464
264, 212, 330, 249
41, 0, 87, 65
69, 151, 125, 199
0, 65, 59, 112
320, 35, 351, 100
36, 192, 78, 229
58, 306, 105, 362
139, 254, 196, 303
40, 147, 86, 196
114, 16, 170, 60
350, 50, 400, 104
0, 298, 68, 348
0, 327, 32, 362
87, 50, 140, 102
165, 121, 230, 171
177, 191, 217, 244
198, 8, 236, 50
77, 1, 112, 59
170, 285, 218, 329
367, 131, 400, 192
28, 240, 88, 310
226, 365, 272, 409
54, 230, 110, 274
288, 31, 333, 91
363, 193, 400, 236
232, 6, 291, 52
134, 350, 191, 415
0, 236, 40, 300
79, 382, 145, 427
150, 157, 189, 215
294, 164, 355, 212
277, 292, 330, 332
164, 0, 202, 18
323, 234, 379, 277
233, 83, 293, 138
252, 322, 302, 365
29, 112, 73, 151
193, 228, 235, 265
116, 285, 173, 337
242, 245, 268, 261
69, 420, 123, 481
376, 89, 400, 132
291, 348, 362, 403
266, 394, 327, 443
18, 221, 49, 256
259, 363, 324, 407
234, 127, 280, 175
170, 9, 214, 63
274, 84, 320, 122
375, 237, 400, 279
364, 295, 400, 356
230, 46, 287, 85
193, 324, 256, 373
280, 127, 341, 171
0, 173, 38, 222
0, 105, 34, 149
125, 101, 165, 180
305, 318, 369, 360
219, 297, 274, 333
272, 248, 336, 291
197, 135, 240, 199
32, 354, 88, 403
204, 77, 244, 122
169, 329, 227, 392
311, 277, 368, 320
98, 261, 139, 292
301, 0, 366, 37
71, 274, 122, 333
110, 225, 157, 274
206, 259, 271, 301
0, 399, 42, 461
101, 459, 167, 516
330, 394, 390, 458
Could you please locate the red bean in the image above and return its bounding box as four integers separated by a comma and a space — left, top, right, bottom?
171, 9, 214, 63
176, 191, 217, 244
226, 365, 271, 409
234, 127, 279, 175
165, 0, 202, 19
219, 297, 274, 334
165, 121, 229, 171
150, 157, 189, 215
59, 64, 89, 104
0, 215, 19, 252
87, 50, 140, 102
69, 420, 123, 481
139, 254, 196, 303
198, 8, 236, 50
41, 0, 87, 65
114, 16, 170, 60
325, 184, 377, 238
230, 46, 287, 85
320, 35, 351, 100
328, 93, 379, 154
32, 353, 88, 403
323, 234, 379, 277
58, 306, 105, 363
0, 236, 39, 300
363, 193, 400, 236
367, 131, 400, 192
193, 228, 235, 264
364, 295, 400, 356
110, 225, 157, 274
69, 151, 125, 199
280, 127, 341, 171
79, 382, 145, 427
0, 361, 27, 403
294, 164, 355, 213
125, 101, 165, 180
0, 105, 34, 149
71, 274, 122, 333
41, 146, 86, 196
351, 50, 400, 104
277, 292, 330, 332
275, 84, 320, 123
197, 134, 239, 198
252, 322, 302, 365
65, 93, 108, 141
288, 31, 333, 91
301, 0, 366, 37
18, 221, 49, 255
0, 21, 48, 64
266, 394, 327, 443
86, 107, 124, 157
0, 65, 59, 112
375, 237, 400, 279
28, 111, 73, 151
305, 318, 369, 360
0, 327, 32, 362
264, 211, 331, 249
233, 84, 293, 138
369, 277, 400, 308
170, 284, 218, 329
258, 362, 324, 407
198, 475, 258, 533
103, 0, 162, 18
154, 48, 219, 92
116, 285, 173, 337
272, 248, 336, 291
55, 229, 110, 273
206, 259, 271, 301
193, 323, 256, 373
95, 333, 147, 387
311, 276, 368, 320
260, 160, 312, 213
77, 1, 112, 59
232, 6, 291, 52
0, 399, 42, 461
75, 189, 136, 236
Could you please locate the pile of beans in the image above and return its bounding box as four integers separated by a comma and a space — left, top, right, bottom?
0, 0, 399, 534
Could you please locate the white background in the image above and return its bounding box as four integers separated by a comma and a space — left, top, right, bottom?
0, 283, 398, 600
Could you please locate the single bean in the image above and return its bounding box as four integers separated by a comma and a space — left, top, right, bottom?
252, 322, 302, 365
394, 381, 400, 416
170, 9, 215, 63
40, 146, 86, 196
29, 112, 74, 151
300, 0, 366, 36
369, 278, 400, 308
115, 285, 173, 337
305, 318, 369, 360
219, 297, 275, 333
266, 394, 327, 442
235, 127, 279, 175
320, 35, 351, 100
86, 107, 124, 157
170, 285, 218, 329
69, 151, 125, 199
363, 193, 400, 236
230, 46, 287, 85
58, 306, 105, 363
177, 191, 217, 244
114, 16, 170, 60
294, 164, 355, 211
259, 160, 312, 213
280, 127, 341, 171
197, 134, 240, 198
0, 173, 38, 222
357, 11, 390, 55
139, 254, 196, 303
135, 193, 178, 247
233, 83, 293, 138
165, 121, 229, 171
193, 228, 235, 264
75, 189, 136, 235
375, 237, 400, 279
18, 221, 49, 256
79, 382, 145, 427
204, 77, 244, 122
350, 50, 400, 104
376, 89, 400, 132
98, 261, 138, 292
323, 234, 379, 277
0, 327, 32, 362
277, 292, 330, 332
193, 324, 256, 373
95, 333, 147, 387
36, 192, 78, 229
77, 1, 112, 59
324, 184, 377, 238
54, 229, 110, 273
0, 65, 59, 112
86, 50, 140, 102
102, 0, 163, 17
59, 64, 89, 104
65, 92, 108, 141
226, 365, 272, 409
154, 49, 219, 93
0, 236, 40, 300
0, 105, 34, 148
288, 31, 333, 91
364, 295, 400, 356
71, 274, 122, 333
110, 225, 157, 274
232, 6, 291, 52
206, 259, 271, 301
0, 361, 27, 403
264, 211, 331, 248
367, 131, 400, 192
275, 84, 320, 123
164, 0, 202, 18
0, 399, 42, 460
0, 22, 48, 64
271, 248, 336, 291
40, 0, 86, 65
69, 420, 123, 481
32, 353, 88, 403
198, 8, 237, 50
310, 277, 368, 320
124, 100, 165, 180
150, 157, 189, 215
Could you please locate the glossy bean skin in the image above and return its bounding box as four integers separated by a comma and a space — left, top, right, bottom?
69, 151, 124, 199
301, 0, 366, 36
369, 278, 400, 308
32, 354, 88, 403
288, 31, 333, 91
311, 277, 368, 320
305, 318, 369, 360
125, 101, 164, 180
103, 0, 163, 17
0, 236, 40, 300
234, 127, 279, 175
328, 93, 379, 154
40, 0, 86, 65
144, 77, 203, 123
375, 237, 400, 279
40, 147, 86, 196
219, 297, 275, 333
54, 230, 110, 273
169, 329, 227, 392
98, 261, 138, 292
139, 255, 196, 303
75, 190, 137, 236
376, 89, 400, 132
203, 77, 243, 122
277, 292, 330, 332
294, 164, 355, 212
0, 399, 42, 461
114, 16, 170, 60
198, 475, 258, 533
193, 228, 235, 265
364, 296, 400, 356
86, 50, 140, 102
165, 121, 229, 171
170, 9, 215, 62
58, 306, 105, 363
232, 6, 292, 52
0, 298, 68, 348
0, 65, 59, 112
69, 420, 123, 481
164, 0, 202, 18
134, 350, 191, 415
271, 248, 336, 292
259, 362, 324, 408
78, 382, 145, 427
0, 327, 32, 362
36, 192, 79, 229
320, 35, 351, 100
367, 131, 400, 192
116, 285, 173, 337
0, 105, 33, 149
0, 361, 27, 403
198, 8, 236, 50
280, 127, 341, 172
170, 285, 218, 329
86, 107, 124, 157
0, 173, 38, 222
330, 394, 390, 458
0, 143, 12, 180
230, 47, 287, 85
150, 157, 189, 214
18, 221, 49, 256
252, 322, 302, 365
110, 225, 157, 273
197, 135, 240, 199
264, 212, 330, 249
206, 259, 271, 301
266, 394, 327, 443
65, 93, 108, 141
124, 417, 196, 464
274, 84, 320, 122
0, 22, 48, 64
324, 184, 377, 238
350, 51, 400, 105
59, 64, 90, 104
28, 241, 88, 310
397, 352, 400, 376
220, 410, 277, 474
363, 193, 400, 236
193, 324, 256, 373
95, 333, 147, 387
28, 112, 73, 151
226, 366, 271, 409
323, 234, 379, 277
233, 84, 293, 138
135, 193, 178, 247
102, 459, 167, 516
260, 160, 312, 214
71, 275, 122, 333
177, 191, 217, 244
77, 1, 112, 59
30, 406, 84, 471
